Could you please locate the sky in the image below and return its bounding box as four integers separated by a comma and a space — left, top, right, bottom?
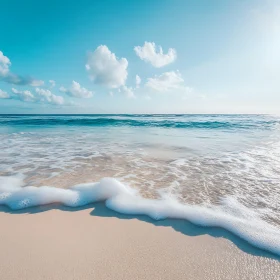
0, 0, 279, 114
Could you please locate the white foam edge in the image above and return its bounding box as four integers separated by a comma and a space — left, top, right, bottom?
0, 175, 279, 257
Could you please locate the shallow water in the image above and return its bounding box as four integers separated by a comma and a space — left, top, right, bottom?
0, 114, 280, 255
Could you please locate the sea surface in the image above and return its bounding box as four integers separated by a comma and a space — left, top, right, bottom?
0, 114, 280, 256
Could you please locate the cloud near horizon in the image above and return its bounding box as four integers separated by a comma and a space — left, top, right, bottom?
35, 88, 65, 105
60, 81, 93, 98
0, 89, 10, 99
121, 85, 135, 98
134, 42, 177, 68
0, 51, 10, 76
86, 45, 128, 89
146, 71, 191, 93
0, 51, 44, 87
1, 87, 65, 106
11, 88, 35, 102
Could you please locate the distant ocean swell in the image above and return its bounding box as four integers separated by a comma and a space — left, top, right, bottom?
0, 176, 280, 257
0, 115, 279, 129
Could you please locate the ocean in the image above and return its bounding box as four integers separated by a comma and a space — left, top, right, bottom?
0, 114, 279, 256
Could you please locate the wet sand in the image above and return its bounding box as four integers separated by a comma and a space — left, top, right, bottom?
0, 203, 279, 280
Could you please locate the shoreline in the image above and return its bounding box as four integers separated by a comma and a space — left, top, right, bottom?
0, 203, 279, 280
1, 176, 280, 258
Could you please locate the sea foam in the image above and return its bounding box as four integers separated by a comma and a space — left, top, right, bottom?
0, 175, 280, 257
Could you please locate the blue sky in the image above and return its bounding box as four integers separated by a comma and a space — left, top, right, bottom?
0, 0, 279, 114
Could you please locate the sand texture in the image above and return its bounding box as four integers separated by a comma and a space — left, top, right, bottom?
0, 204, 279, 280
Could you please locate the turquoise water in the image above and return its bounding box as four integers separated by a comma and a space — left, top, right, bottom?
0, 114, 280, 255
0, 114, 278, 129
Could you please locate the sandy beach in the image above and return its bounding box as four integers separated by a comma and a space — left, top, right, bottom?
0, 203, 279, 280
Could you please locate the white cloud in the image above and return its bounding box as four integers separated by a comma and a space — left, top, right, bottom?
0, 50, 44, 86
35, 88, 64, 105
49, 80, 56, 88
0, 89, 10, 99
134, 42, 177, 68
136, 75, 141, 88
59, 81, 93, 98
9, 87, 64, 105
146, 71, 191, 93
0, 51, 11, 76
30, 80, 44, 87
11, 88, 35, 102
121, 86, 135, 98
86, 45, 128, 88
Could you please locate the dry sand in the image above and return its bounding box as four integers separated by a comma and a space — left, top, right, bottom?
0, 203, 279, 280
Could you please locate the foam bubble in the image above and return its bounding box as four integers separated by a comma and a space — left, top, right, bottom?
0, 175, 280, 256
